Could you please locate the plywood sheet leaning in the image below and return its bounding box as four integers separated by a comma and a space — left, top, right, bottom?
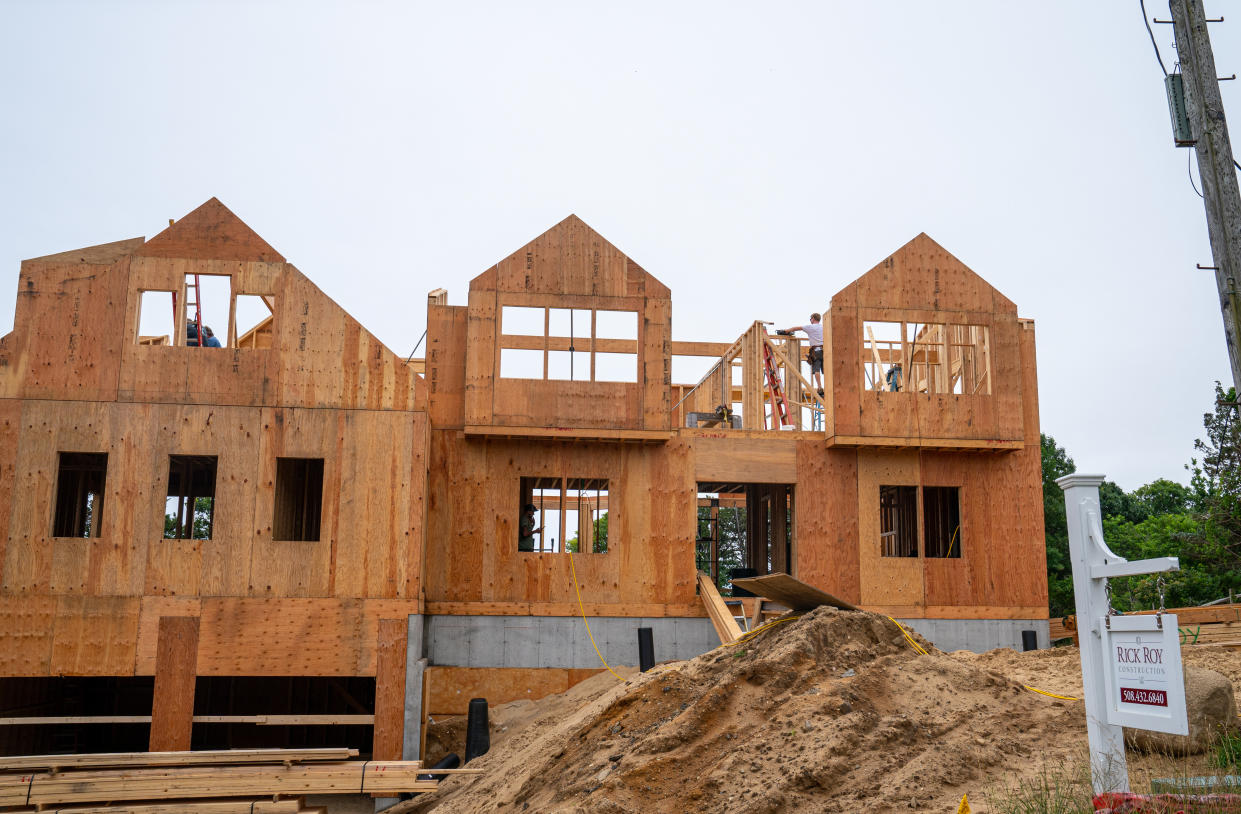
731, 573, 858, 612
696, 571, 742, 644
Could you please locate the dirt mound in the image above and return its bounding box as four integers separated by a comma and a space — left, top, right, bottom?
396, 608, 1086, 813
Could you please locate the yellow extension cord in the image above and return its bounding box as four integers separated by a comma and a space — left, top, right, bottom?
886, 615, 1079, 701
568, 549, 625, 681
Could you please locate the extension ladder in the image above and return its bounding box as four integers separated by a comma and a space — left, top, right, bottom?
760, 332, 792, 429
176, 274, 204, 345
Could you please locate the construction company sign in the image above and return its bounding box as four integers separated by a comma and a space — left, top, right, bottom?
1099, 614, 1188, 735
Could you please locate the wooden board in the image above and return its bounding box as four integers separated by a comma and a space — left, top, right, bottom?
0, 761, 437, 806
730, 573, 858, 611
5, 801, 310, 814
697, 571, 742, 644
372, 618, 408, 760
0, 748, 358, 771
149, 616, 199, 751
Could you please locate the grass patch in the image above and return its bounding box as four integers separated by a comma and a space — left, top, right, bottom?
1211, 728, 1241, 771
984, 762, 1094, 814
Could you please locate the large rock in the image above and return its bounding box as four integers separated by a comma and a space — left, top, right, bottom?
1124, 666, 1237, 755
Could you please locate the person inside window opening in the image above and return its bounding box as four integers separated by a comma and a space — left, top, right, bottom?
202, 325, 222, 348
518, 503, 541, 552
886, 362, 902, 392
776, 313, 824, 396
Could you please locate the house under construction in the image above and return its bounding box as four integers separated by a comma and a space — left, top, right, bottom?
0, 199, 1047, 761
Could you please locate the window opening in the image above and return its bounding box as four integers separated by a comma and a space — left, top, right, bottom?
273, 458, 324, 541
501, 348, 545, 379
52, 452, 108, 538
518, 476, 609, 553
695, 482, 792, 594
137, 290, 176, 346
500, 306, 546, 336
879, 485, 918, 557
595, 310, 637, 341
923, 486, 962, 558
863, 321, 991, 395
499, 306, 639, 383
183, 274, 231, 348
595, 352, 638, 383
165, 455, 217, 540
233, 295, 273, 349
566, 477, 608, 553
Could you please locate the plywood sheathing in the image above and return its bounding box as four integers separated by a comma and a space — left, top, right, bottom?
827, 233, 1026, 448
423, 665, 605, 716
423, 433, 696, 612
463, 215, 671, 433
137, 199, 285, 263
149, 615, 199, 751
0, 198, 431, 680
0, 400, 425, 604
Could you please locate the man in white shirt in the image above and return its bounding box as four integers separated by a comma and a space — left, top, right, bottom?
777, 313, 825, 396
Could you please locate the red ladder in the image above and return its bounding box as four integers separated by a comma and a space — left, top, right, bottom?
760, 332, 791, 429
174, 275, 205, 346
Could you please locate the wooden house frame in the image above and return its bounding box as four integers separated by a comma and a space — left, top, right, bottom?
0, 201, 1046, 761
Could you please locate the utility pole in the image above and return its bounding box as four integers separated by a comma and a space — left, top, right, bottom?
1169, 0, 1241, 396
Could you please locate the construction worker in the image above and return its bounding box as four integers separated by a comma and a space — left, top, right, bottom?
201, 326, 222, 348
518, 503, 542, 552
777, 313, 824, 396
886, 362, 902, 392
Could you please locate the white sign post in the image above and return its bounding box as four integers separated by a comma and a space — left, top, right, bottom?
1057, 474, 1186, 794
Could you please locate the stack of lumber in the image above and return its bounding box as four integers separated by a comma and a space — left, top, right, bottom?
0, 748, 443, 812
1051, 604, 1241, 648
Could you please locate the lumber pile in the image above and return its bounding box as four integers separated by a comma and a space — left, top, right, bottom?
1050, 604, 1241, 648
0, 748, 442, 812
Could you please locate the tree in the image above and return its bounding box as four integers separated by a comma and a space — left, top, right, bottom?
1041, 434, 1077, 617
164, 497, 214, 539
1132, 479, 1191, 518
1186, 382, 1241, 571
567, 513, 609, 553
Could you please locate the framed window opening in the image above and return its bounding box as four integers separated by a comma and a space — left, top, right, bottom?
135, 275, 275, 349
518, 476, 610, 553
273, 458, 324, 542
499, 305, 639, 383
879, 484, 964, 559
165, 455, 217, 540
879, 485, 918, 557
923, 486, 962, 558
136, 290, 176, 346
52, 452, 108, 538
695, 482, 793, 595
863, 321, 991, 395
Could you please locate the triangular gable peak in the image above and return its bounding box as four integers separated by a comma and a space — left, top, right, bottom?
138, 198, 286, 263
470, 214, 669, 300
832, 233, 1016, 316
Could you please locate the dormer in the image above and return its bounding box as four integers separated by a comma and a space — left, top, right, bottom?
824, 233, 1030, 450
460, 216, 671, 440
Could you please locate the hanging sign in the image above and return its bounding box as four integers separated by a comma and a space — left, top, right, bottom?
1099, 613, 1188, 735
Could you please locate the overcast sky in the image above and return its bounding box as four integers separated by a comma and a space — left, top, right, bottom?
0, 1, 1235, 491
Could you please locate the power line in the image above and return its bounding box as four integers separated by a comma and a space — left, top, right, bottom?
1140, 0, 1170, 77
1190, 149, 1205, 198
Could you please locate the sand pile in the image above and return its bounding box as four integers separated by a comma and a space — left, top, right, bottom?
396, 608, 1091, 813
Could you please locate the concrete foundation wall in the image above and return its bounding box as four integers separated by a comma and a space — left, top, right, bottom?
426, 615, 717, 669
896, 618, 1050, 653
